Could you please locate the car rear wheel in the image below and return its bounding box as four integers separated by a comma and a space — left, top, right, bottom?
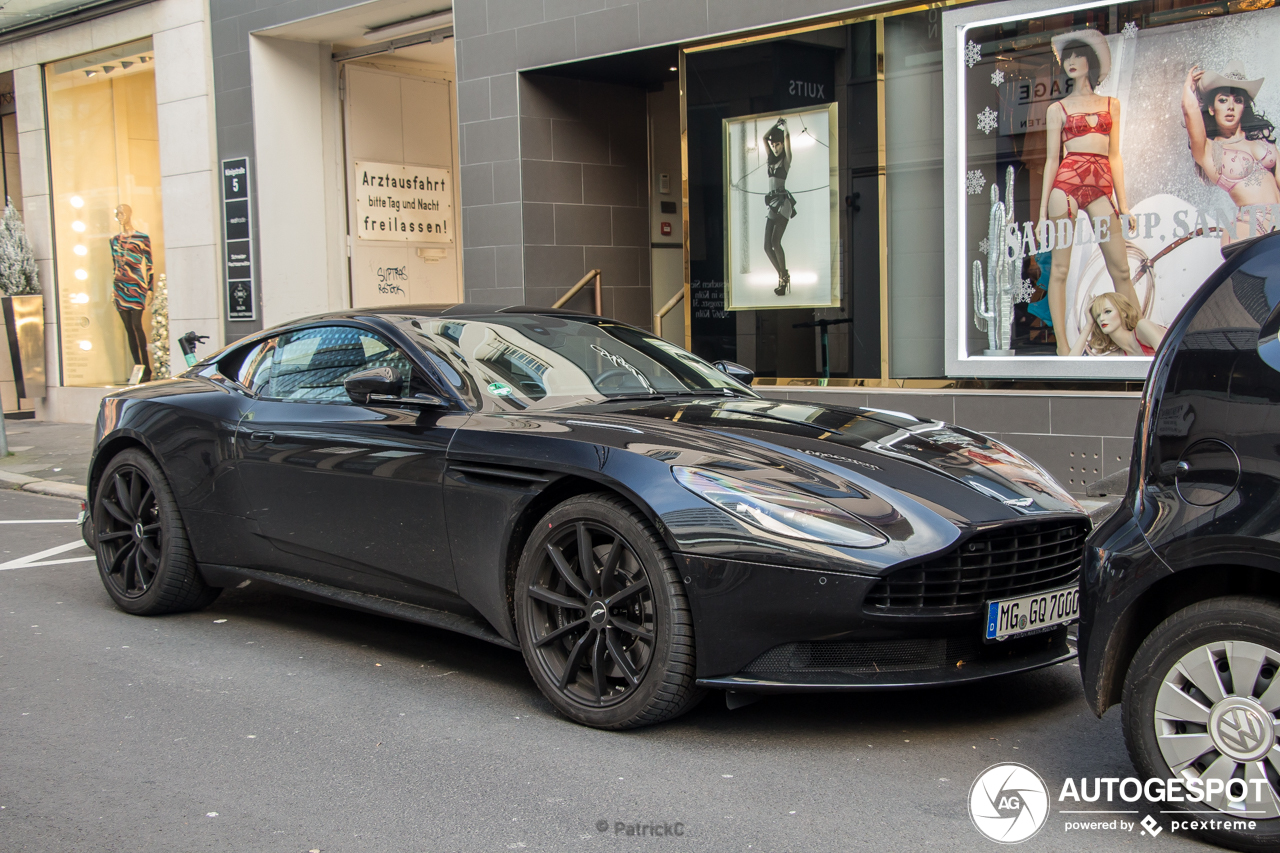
1123, 596, 1280, 852
514, 493, 704, 729
93, 448, 220, 616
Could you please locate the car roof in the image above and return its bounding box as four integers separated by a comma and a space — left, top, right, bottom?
290, 303, 603, 324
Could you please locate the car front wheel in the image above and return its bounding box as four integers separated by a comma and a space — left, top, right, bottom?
514, 493, 703, 729
1123, 596, 1280, 852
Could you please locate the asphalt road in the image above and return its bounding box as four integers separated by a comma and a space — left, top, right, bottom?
0, 488, 1218, 853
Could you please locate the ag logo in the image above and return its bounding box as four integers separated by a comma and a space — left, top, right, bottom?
969, 763, 1049, 843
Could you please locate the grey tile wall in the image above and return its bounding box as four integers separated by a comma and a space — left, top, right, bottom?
455, 0, 861, 313
512, 73, 651, 327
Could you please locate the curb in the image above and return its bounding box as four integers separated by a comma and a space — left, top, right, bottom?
0, 470, 86, 501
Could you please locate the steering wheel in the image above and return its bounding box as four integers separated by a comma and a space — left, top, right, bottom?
595, 368, 645, 392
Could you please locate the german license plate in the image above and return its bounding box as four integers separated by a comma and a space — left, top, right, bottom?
984, 586, 1079, 641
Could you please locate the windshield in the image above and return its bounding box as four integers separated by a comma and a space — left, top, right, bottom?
392, 314, 756, 411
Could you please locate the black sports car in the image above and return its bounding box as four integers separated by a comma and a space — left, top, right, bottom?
84, 306, 1089, 729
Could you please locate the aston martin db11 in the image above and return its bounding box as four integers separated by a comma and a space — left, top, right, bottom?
84, 305, 1090, 729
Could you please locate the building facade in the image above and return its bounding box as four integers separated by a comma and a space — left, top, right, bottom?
448, 0, 1279, 492
7, 0, 1272, 495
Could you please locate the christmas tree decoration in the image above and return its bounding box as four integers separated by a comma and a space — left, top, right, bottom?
150, 272, 170, 380
0, 199, 39, 296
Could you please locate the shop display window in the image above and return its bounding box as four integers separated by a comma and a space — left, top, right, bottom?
949, 0, 1280, 377
45, 39, 163, 386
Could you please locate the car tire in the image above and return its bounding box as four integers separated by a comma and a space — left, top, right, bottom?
93, 448, 220, 616
1123, 596, 1280, 852
514, 492, 704, 729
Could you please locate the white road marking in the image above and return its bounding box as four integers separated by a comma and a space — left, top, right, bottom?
0, 519, 79, 524
0, 540, 95, 571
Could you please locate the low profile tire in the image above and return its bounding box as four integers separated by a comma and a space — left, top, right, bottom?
1123, 596, 1280, 852
93, 448, 220, 616
514, 493, 704, 729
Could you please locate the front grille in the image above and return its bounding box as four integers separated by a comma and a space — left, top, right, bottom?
864, 519, 1088, 614
743, 637, 981, 674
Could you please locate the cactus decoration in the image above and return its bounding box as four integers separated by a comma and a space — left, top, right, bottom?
971, 165, 1019, 356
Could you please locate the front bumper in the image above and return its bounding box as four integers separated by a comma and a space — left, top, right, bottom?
676, 552, 1076, 691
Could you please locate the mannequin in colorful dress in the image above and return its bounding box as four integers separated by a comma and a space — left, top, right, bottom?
111, 204, 153, 383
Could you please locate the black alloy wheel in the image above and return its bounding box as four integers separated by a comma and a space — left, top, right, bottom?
93, 448, 220, 615
515, 493, 703, 729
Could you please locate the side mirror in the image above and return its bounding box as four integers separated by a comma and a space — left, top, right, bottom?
713, 360, 755, 385
345, 366, 403, 404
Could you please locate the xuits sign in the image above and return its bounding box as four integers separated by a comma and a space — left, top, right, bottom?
354, 161, 453, 243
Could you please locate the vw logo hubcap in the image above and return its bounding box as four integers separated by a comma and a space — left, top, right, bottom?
1208, 696, 1275, 763
133, 521, 144, 540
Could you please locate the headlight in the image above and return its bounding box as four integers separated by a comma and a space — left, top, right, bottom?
673, 467, 887, 548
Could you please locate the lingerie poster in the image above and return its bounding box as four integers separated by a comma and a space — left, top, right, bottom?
945, 0, 1280, 378
722, 103, 840, 310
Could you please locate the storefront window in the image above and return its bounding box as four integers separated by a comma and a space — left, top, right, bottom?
948, 0, 1277, 379
46, 39, 163, 386
683, 15, 944, 382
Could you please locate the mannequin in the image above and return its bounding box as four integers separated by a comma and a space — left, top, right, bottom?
111, 204, 153, 382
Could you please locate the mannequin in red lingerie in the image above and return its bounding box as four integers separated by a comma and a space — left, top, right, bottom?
1038, 29, 1139, 355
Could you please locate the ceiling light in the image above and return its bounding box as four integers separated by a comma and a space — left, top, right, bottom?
75, 269, 88, 280
363, 9, 452, 42
84, 70, 96, 77
69, 196, 84, 208
71, 221, 86, 232
669, 66, 677, 71
79, 340, 92, 350
74, 245, 87, 255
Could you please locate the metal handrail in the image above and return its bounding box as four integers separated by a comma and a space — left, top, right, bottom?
553, 268, 602, 315
654, 289, 685, 339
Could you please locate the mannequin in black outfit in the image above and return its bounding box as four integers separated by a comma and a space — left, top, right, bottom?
762, 120, 796, 297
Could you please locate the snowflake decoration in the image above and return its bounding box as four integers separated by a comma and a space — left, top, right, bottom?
1014, 278, 1038, 304
1122, 21, 1139, 39
990, 68, 1004, 86
965, 40, 982, 68
966, 169, 987, 196
976, 106, 998, 135
978, 237, 990, 256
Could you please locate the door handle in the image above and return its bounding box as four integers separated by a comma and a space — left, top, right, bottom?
250, 431, 275, 443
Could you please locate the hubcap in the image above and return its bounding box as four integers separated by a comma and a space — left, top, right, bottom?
95, 465, 163, 599
524, 521, 656, 708
1155, 640, 1280, 818
1209, 697, 1276, 763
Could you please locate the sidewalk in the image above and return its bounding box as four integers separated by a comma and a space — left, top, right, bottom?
0, 420, 92, 500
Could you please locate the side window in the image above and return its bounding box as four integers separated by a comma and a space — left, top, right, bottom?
266, 326, 413, 402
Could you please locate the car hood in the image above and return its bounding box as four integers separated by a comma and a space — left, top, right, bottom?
565, 396, 1082, 521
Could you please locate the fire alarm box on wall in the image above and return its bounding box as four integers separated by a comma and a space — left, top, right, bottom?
660, 222, 672, 236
